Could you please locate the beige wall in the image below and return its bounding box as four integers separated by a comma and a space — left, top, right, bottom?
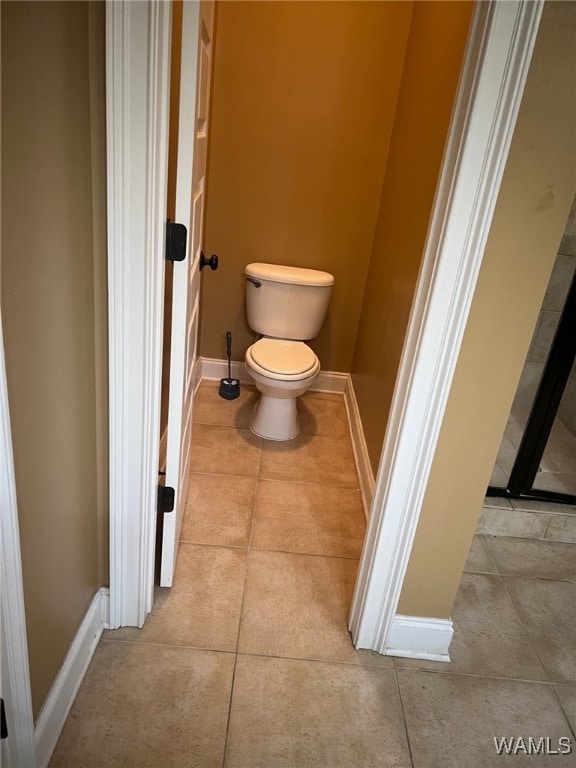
398, 0, 576, 618
1, 1, 107, 717
351, 1, 474, 474
201, 0, 414, 370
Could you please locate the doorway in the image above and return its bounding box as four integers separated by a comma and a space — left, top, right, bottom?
488, 196, 576, 505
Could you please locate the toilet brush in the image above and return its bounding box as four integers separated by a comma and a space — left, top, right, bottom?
219, 331, 240, 400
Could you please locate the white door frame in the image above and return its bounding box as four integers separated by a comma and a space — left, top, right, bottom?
349, 0, 544, 652
0, 319, 37, 767
106, 0, 172, 628
107, 0, 544, 638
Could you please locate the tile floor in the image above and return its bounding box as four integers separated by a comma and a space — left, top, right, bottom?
50, 382, 576, 767
490, 403, 576, 496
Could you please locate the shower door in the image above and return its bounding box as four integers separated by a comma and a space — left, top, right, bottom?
488, 248, 576, 504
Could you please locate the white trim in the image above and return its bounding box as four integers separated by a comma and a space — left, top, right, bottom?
344, 378, 375, 520
310, 370, 348, 394
349, 0, 544, 654
34, 588, 109, 768
199, 357, 348, 393
106, 1, 172, 627
387, 615, 454, 662
0, 320, 37, 768
200, 356, 254, 385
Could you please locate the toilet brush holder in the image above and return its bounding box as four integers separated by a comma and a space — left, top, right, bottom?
219, 331, 240, 400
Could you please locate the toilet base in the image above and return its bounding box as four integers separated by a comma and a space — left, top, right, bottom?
250, 393, 300, 441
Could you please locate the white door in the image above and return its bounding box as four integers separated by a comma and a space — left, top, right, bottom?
160, 0, 215, 586
0, 321, 36, 766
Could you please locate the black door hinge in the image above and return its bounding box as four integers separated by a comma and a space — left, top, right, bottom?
157, 485, 175, 514
165, 221, 187, 262
1, 698, 7, 739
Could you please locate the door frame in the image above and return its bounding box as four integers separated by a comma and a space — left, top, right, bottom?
0, 320, 36, 765
107, 0, 544, 638
106, 0, 172, 628
349, 0, 543, 652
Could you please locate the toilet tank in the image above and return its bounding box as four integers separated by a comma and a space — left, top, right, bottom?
245, 263, 334, 340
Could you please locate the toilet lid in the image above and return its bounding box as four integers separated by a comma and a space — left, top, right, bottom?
250, 339, 318, 376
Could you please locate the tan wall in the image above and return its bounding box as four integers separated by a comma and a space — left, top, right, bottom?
1, 1, 106, 717
201, 0, 414, 370
351, 1, 474, 474
398, 0, 576, 619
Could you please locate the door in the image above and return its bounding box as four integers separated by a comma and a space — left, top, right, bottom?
0, 321, 36, 766
160, 0, 215, 586
487, 260, 576, 504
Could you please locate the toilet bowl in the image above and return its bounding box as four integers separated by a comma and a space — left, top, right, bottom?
243, 262, 334, 441
245, 338, 320, 440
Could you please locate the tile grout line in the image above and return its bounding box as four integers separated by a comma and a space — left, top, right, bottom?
550, 686, 576, 744
188, 467, 360, 492
221, 447, 263, 768
391, 664, 416, 768
497, 572, 556, 686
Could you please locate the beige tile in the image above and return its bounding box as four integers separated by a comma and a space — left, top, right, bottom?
398, 670, 576, 767
193, 380, 258, 428
554, 684, 576, 732
464, 535, 498, 574
181, 473, 256, 547
510, 498, 576, 515
483, 496, 513, 510
502, 576, 576, 682
225, 655, 411, 768
476, 507, 549, 539
49, 642, 234, 768
298, 393, 349, 437
238, 549, 390, 666
251, 480, 365, 557
545, 514, 576, 544
489, 463, 509, 488
533, 471, 576, 496
394, 573, 547, 680
104, 544, 247, 651
260, 433, 359, 488
190, 424, 262, 477
484, 536, 576, 581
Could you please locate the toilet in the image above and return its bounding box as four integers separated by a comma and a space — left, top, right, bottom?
244, 262, 334, 440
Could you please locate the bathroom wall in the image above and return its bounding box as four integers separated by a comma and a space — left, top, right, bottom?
201, 0, 415, 371
350, 0, 474, 474
511, 197, 576, 417
397, 0, 576, 619
1, 1, 106, 717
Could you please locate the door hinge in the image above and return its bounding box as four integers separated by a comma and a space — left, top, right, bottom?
165, 221, 187, 262
1, 698, 7, 739
157, 485, 175, 514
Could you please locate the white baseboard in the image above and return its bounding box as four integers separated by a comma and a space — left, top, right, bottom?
199, 357, 348, 394
311, 369, 348, 393
35, 587, 109, 768
386, 614, 454, 662
200, 356, 252, 384
344, 377, 375, 520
